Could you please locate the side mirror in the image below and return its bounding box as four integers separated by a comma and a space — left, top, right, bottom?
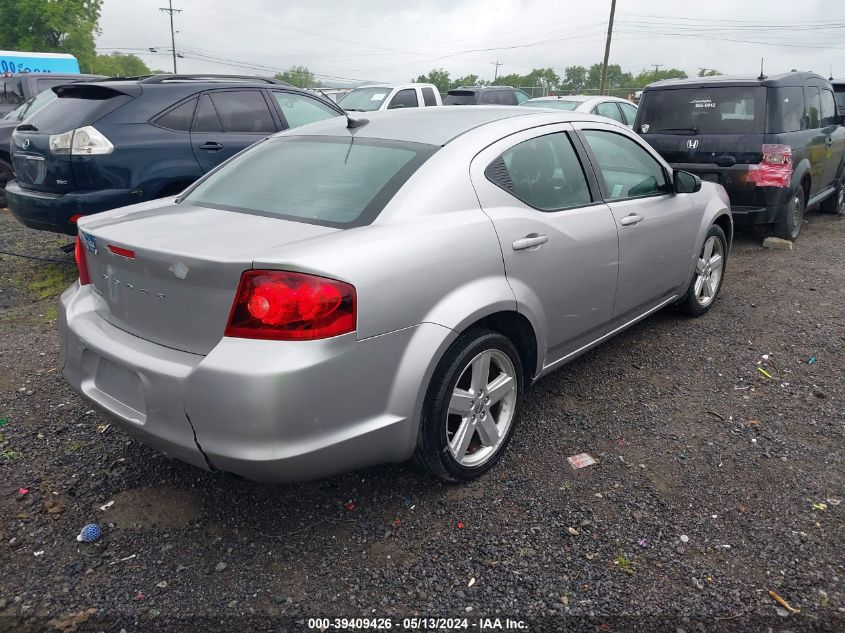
674, 169, 701, 194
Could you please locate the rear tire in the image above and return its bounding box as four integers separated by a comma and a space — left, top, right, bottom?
678, 224, 728, 317
773, 184, 805, 240
819, 177, 845, 216
413, 329, 523, 482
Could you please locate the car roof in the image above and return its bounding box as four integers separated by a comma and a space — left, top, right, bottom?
645, 71, 829, 90
281, 106, 587, 146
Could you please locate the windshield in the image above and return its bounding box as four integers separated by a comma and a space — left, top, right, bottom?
185, 136, 438, 227
638, 86, 766, 134
521, 99, 580, 111
337, 87, 391, 111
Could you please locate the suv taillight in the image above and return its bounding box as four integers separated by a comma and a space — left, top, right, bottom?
225, 271, 356, 341
74, 235, 91, 285
49, 125, 114, 155
747, 144, 792, 188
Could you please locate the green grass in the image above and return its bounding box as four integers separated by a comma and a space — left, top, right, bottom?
1, 449, 22, 461
613, 554, 635, 574
23, 264, 76, 300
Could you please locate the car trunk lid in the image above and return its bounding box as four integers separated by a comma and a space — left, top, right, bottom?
78, 201, 338, 355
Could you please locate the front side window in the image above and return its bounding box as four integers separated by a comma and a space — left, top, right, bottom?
582, 129, 667, 199
619, 102, 638, 125
515, 91, 531, 104
208, 90, 275, 134
594, 102, 625, 123
271, 91, 338, 129
421, 87, 437, 106
185, 137, 437, 227
387, 89, 419, 109
485, 132, 591, 211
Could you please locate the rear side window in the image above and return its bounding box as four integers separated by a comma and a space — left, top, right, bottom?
481, 90, 514, 105
486, 132, 591, 211
768, 87, 804, 133
582, 130, 667, 199
154, 98, 197, 131
421, 87, 437, 106
444, 91, 477, 105
185, 137, 437, 227
834, 85, 845, 113
0, 77, 24, 105
594, 102, 624, 123
193, 94, 222, 133
820, 89, 837, 127
271, 91, 338, 129
209, 90, 275, 133
387, 89, 418, 109
619, 102, 638, 125
638, 86, 766, 134
23, 87, 134, 133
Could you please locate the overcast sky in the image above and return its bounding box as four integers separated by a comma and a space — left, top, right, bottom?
97, 0, 845, 85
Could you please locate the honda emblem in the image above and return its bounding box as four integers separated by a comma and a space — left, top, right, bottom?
686, 139, 700, 150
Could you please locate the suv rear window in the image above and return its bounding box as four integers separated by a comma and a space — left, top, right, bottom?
185, 136, 438, 227
23, 86, 135, 133
444, 90, 477, 105
638, 86, 766, 134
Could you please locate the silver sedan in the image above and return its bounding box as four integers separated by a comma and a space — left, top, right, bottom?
521, 95, 638, 128
61, 107, 732, 482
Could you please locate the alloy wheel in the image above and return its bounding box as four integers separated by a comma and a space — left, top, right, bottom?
446, 349, 518, 468
693, 236, 724, 308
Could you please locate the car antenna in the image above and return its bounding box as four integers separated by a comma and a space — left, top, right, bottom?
757, 58, 766, 81
346, 112, 369, 129
830, 66, 834, 81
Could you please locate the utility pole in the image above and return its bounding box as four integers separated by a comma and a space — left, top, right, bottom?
159, 0, 181, 74
652, 64, 663, 81
492, 60, 503, 82
599, 0, 617, 95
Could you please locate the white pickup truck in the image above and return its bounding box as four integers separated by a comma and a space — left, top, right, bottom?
337, 83, 442, 112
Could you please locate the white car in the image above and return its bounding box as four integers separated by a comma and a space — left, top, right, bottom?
338, 83, 442, 112
521, 95, 637, 128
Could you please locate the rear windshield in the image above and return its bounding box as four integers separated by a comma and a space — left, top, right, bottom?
521, 99, 579, 111
23, 86, 134, 133
444, 91, 477, 105
337, 87, 391, 112
184, 136, 438, 227
638, 86, 766, 134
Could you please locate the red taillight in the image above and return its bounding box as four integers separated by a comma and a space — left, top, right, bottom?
69, 214, 83, 224
225, 271, 356, 341
747, 144, 792, 188
74, 235, 91, 285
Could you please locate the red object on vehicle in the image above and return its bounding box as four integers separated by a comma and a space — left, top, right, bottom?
69, 214, 83, 223
747, 144, 792, 188
225, 270, 356, 341
107, 244, 135, 259
74, 235, 91, 285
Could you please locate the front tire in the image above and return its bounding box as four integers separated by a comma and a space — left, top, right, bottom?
678, 224, 728, 317
413, 329, 523, 482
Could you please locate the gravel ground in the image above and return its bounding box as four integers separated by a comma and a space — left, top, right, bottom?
0, 207, 843, 633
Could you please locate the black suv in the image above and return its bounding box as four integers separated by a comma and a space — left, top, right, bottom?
444, 85, 531, 106
635, 72, 845, 240
832, 78, 845, 116
6, 74, 344, 234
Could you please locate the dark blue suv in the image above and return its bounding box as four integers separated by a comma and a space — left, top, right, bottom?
6, 74, 345, 234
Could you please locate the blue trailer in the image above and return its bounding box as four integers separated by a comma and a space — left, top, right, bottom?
0, 50, 80, 74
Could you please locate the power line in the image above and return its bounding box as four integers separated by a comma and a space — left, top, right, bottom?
159, 1, 181, 73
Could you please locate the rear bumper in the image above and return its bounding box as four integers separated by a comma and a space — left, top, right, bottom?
670, 164, 794, 226
59, 283, 454, 482
6, 180, 138, 235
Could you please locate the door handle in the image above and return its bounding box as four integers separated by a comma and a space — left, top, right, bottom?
512, 234, 548, 251
619, 213, 644, 226
200, 142, 224, 151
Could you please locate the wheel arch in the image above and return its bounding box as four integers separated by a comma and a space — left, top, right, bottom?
459, 310, 540, 386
